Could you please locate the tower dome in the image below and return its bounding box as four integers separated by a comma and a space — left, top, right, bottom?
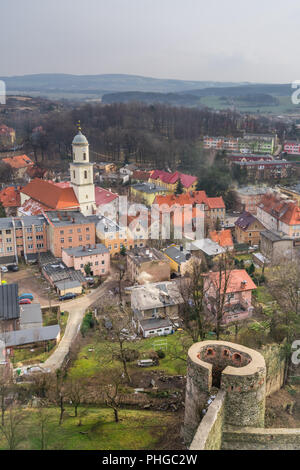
72, 121, 88, 145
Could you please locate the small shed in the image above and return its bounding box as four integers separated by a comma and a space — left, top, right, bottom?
54, 279, 82, 296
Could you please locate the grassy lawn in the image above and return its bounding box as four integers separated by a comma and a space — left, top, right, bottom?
11, 312, 69, 367
0, 406, 174, 450
253, 286, 274, 306
69, 331, 191, 379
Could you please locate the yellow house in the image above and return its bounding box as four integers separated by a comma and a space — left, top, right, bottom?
149, 170, 198, 193
131, 183, 172, 206
164, 244, 192, 275
96, 215, 145, 256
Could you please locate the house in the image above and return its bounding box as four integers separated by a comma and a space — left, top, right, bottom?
149, 170, 197, 193
62, 243, 110, 277
3, 154, 34, 178
127, 247, 170, 284
189, 238, 225, 259
131, 182, 171, 205
94, 187, 119, 218
235, 212, 265, 246
234, 186, 269, 214
153, 191, 225, 234
95, 215, 144, 255
204, 269, 257, 324
164, 245, 192, 275
0, 215, 48, 265
44, 210, 96, 257
0, 186, 21, 216
0, 324, 60, 357
41, 260, 87, 289
19, 303, 43, 330
130, 281, 183, 337
260, 230, 293, 264
209, 229, 234, 250
232, 160, 294, 181
131, 170, 151, 182
278, 184, 300, 206
256, 193, 300, 239
0, 284, 20, 332
0, 124, 16, 147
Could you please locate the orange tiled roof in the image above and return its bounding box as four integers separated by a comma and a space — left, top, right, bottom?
259, 193, 300, 226
3, 154, 34, 169
21, 178, 79, 210
209, 229, 233, 247
0, 186, 21, 207
206, 269, 257, 293
154, 190, 225, 210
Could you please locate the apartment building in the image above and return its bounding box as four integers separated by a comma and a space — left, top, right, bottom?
234, 186, 269, 214
203, 134, 276, 155
283, 141, 300, 155
44, 211, 96, 257
0, 215, 48, 264
256, 193, 300, 239
62, 243, 110, 277
232, 160, 294, 181
203, 136, 239, 151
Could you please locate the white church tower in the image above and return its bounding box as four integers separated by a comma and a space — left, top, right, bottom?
70, 122, 96, 216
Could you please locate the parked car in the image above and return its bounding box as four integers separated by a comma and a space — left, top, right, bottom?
59, 292, 77, 301
0, 266, 8, 272
19, 293, 34, 301
19, 298, 32, 305
7, 264, 19, 272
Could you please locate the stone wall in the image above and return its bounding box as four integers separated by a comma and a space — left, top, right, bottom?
260, 343, 285, 396
189, 390, 225, 450
222, 426, 300, 450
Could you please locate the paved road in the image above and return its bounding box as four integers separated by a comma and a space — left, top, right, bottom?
18, 277, 114, 374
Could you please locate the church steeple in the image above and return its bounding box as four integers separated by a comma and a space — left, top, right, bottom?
70, 123, 95, 216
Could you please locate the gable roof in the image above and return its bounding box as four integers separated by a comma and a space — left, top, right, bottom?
0, 324, 60, 347
235, 211, 260, 231
209, 229, 233, 247
205, 269, 257, 293
150, 170, 197, 188
0, 284, 20, 321
95, 187, 118, 206
153, 190, 225, 209
3, 154, 34, 169
21, 178, 79, 210
258, 193, 300, 226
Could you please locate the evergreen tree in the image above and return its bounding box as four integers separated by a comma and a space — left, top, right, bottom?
175, 178, 184, 195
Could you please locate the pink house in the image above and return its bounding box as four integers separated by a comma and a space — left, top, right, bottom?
204, 269, 257, 324
62, 244, 110, 277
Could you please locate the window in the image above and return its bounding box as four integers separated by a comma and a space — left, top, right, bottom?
86, 235, 90, 241
84, 170, 87, 179
6, 238, 11, 243
27, 236, 33, 241
26, 228, 32, 233
6, 230, 11, 234
68, 237, 72, 243
37, 243, 44, 249
77, 228, 81, 233
35, 226, 43, 232
36, 235, 43, 240
60, 238, 64, 243
101, 260, 104, 264
69, 229, 73, 234
73, 171, 75, 178
60, 230, 64, 235
95, 261, 99, 266
79, 236, 82, 241
83, 153, 87, 161
6, 246, 13, 252
80, 264, 83, 268
86, 227, 89, 232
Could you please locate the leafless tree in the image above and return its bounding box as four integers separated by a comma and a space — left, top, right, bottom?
0, 402, 26, 450
98, 368, 125, 423
206, 253, 234, 340
66, 377, 86, 417
35, 405, 52, 450
177, 258, 211, 342
0, 365, 13, 427
47, 369, 67, 426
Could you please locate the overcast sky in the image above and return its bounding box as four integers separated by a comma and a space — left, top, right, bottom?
1, 0, 299, 83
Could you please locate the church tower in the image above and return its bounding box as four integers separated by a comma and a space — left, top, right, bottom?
70, 122, 96, 216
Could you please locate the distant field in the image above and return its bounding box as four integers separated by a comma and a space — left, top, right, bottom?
200, 95, 300, 114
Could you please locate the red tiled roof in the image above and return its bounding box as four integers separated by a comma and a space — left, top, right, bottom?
206, 269, 257, 293
209, 229, 233, 247
150, 170, 197, 188
95, 187, 118, 206
21, 178, 79, 210
0, 186, 21, 207
18, 198, 52, 216
3, 154, 34, 169
132, 170, 150, 181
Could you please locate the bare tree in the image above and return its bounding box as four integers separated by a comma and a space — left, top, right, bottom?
0, 402, 26, 450
98, 369, 125, 423
35, 405, 51, 450
206, 253, 234, 340
66, 377, 86, 417
47, 369, 67, 426
178, 258, 211, 342
0, 365, 13, 427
